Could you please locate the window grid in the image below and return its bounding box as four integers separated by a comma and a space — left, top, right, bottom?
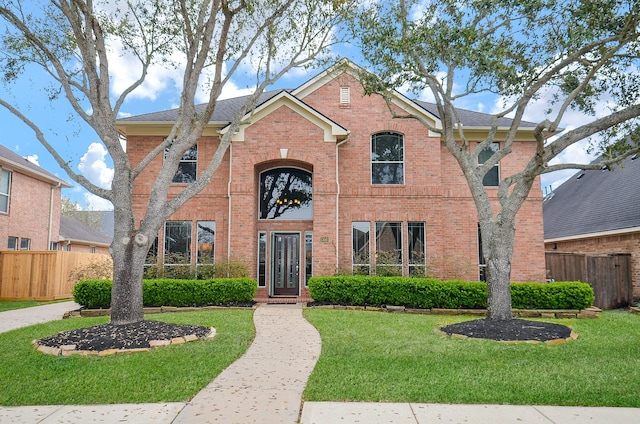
371, 132, 404, 185
478, 142, 500, 187
165, 144, 198, 183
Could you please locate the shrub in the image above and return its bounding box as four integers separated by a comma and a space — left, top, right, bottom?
69, 256, 113, 283
308, 276, 594, 310
72, 278, 257, 309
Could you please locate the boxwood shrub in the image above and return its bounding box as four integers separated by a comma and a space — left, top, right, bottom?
308, 276, 594, 310
72, 278, 257, 309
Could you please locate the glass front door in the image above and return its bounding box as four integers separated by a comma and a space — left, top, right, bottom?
272, 233, 300, 296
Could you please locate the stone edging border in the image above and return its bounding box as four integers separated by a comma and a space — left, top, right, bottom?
64, 305, 257, 318
304, 304, 602, 319
434, 328, 580, 345
33, 327, 216, 357
630, 306, 640, 315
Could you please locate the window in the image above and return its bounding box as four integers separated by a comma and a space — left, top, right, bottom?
371, 132, 404, 185
305, 231, 313, 286
62, 243, 71, 251
352, 222, 370, 275
0, 169, 11, 213
257, 232, 267, 287
375, 222, 402, 276
49, 241, 59, 250
478, 142, 500, 186
7, 236, 17, 250
478, 224, 486, 281
145, 236, 159, 265
89, 246, 96, 253
164, 221, 192, 264
197, 221, 215, 264
408, 222, 426, 277
259, 168, 313, 220
19, 238, 31, 250
166, 144, 197, 183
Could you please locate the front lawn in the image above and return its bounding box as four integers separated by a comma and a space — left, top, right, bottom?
303, 309, 640, 407
0, 310, 254, 406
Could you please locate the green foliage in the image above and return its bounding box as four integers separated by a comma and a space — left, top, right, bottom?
142, 257, 249, 280
308, 277, 594, 310
69, 256, 113, 282
72, 280, 112, 309
73, 278, 257, 308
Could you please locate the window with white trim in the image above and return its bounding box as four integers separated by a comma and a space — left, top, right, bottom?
0, 169, 11, 213
8, 236, 17, 250
165, 144, 197, 183
408, 222, 426, 277
375, 222, 402, 276
352, 222, 370, 275
371, 132, 404, 185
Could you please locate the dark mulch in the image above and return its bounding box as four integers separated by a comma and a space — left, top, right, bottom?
440, 318, 572, 342
36, 320, 211, 351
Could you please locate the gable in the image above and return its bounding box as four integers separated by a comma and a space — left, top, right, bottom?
219, 91, 349, 143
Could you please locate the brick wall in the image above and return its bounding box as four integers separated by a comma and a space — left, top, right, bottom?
0, 171, 60, 250
125, 71, 547, 295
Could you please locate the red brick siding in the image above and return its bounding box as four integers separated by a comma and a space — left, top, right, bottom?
0, 171, 60, 250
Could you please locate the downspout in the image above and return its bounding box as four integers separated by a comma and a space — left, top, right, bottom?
227, 142, 233, 263
335, 133, 350, 270
48, 182, 61, 249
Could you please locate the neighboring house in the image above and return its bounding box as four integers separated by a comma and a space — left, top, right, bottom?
118, 61, 547, 301
59, 215, 112, 254
544, 153, 640, 302
65, 210, 115, 240
0, 144, 72, 251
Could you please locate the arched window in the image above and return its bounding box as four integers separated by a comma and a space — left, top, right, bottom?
371, 132, 404, 185
259, 168, 313, 220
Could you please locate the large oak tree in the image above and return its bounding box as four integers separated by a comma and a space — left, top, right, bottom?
0, 0, 349, 325
353, 0, 640, 320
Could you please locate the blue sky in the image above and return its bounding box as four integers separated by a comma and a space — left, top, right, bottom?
0, 14, 595, 211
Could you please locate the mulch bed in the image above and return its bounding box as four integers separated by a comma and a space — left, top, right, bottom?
36, 320, 212, 351
440, 318, 572, 342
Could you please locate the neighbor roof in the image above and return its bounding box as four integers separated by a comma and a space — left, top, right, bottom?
543, 154, 640, 240
0, 144, 71, 187
60, 215, 112, 246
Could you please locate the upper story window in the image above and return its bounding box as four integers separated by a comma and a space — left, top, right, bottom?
478, 142, 500, 186
8, 236, 18, 250
259, 167, 313, 220
165, 144, 197, 183
371, 132, 404, 185
0, 169, 12, 213
20, 238, 31, 250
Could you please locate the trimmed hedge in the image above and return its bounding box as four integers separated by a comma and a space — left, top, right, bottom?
308, 276, 594, 310
72, 278, 257, 309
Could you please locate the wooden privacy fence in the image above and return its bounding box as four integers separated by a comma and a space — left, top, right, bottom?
0, 251, 110, 300
545, 252, 632, 310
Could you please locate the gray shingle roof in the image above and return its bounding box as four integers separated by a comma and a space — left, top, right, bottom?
0, 144, 71, 186
60, 215, 112, 245
413, 100, 537, 128
543, 154, 640, 240
118, 90, 285, 123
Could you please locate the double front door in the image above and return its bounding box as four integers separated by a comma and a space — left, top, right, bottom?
272, 233, 300, 296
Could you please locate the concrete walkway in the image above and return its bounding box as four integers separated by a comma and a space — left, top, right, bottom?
1, 302, 640, 423
0, 301, 80, 334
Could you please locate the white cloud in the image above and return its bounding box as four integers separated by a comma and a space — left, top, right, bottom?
84, 192, 114, 211
25, 154, 39, 165
78, 142, 114, 189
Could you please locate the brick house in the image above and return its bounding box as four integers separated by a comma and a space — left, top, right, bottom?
119, 62, 546, 301
544, 153, 640, 303
59, 215, 112, 254
0, 144, 72, 251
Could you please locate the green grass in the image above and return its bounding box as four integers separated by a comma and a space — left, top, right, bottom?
303, 309, 640, 407
0, 310, 254, 406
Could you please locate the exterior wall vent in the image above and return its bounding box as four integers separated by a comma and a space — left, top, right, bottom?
340, 86, 350, 105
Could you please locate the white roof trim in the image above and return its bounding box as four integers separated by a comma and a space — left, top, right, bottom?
0, 158, 72, 188
219, 91, 349, 142
545, 225, 640, 243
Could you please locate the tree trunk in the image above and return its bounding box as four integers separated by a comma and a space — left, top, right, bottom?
109, 233, 149, 325
484, 219, 517, 321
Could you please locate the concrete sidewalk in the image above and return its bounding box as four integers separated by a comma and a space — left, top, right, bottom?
0, 301, 80, 334
1, 302, 640, 423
